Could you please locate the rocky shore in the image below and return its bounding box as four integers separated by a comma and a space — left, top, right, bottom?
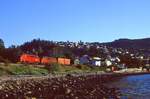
0, 73, 121, 99
0, 69, 149, 99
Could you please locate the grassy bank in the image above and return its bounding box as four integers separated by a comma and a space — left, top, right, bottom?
47, 63, 107, 75
0, 63, 49, 76
0, 63, 107, 76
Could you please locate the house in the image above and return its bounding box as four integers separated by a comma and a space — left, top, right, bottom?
105, 59, 112, 66
103, 46, 109, 54
91, 57, 101, 66
74, 58, 80, 65
80, 55, 90, 65
143, 59, 150, 66
111, 57, 120, 63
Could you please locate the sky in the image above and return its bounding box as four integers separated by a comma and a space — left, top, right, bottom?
0, 0, 150, 47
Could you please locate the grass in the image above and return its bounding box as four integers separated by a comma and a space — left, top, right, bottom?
10, 66, 48, 75
0, 63, 107, 76
0, 63, 49, 75
49, 63, 83, 74
0, 68, 9, 76
49, 63, 107, 74
91, 66, 107, 72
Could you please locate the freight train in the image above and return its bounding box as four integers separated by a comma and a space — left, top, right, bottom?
20, 54, 71, 65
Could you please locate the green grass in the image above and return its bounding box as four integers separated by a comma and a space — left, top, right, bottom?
0, 68, 9, 76
0, 63, 107, 76
91, 66, 107, 72
49, 63, 82, 74
0, 63, 49, 75
49, 63, 107, 74
10, 66, 48, 75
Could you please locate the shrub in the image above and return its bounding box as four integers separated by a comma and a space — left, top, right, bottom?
78, 64, 91, 71
3, 59, 10, 66
49, 63, 61, 73
0, 56, 4, 62
76, 65, 82, 69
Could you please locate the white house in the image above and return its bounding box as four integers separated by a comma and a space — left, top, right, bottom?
74, 58, 80, 65
92, 57, 101, 66
116, 57, 121, 62
105, 59, 112, 66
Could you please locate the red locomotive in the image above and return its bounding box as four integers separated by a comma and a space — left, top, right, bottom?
20, 54, 40, 64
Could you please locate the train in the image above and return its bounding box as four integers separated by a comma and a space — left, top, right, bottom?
20, 54, 71, 65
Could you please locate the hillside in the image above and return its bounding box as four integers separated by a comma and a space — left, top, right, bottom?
0, 38, 150, 63
102, 38, 150, 49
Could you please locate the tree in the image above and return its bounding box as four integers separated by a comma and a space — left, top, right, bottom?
3, 45, 22, 63
0, 39, 4, 49
0, 39, 5, 59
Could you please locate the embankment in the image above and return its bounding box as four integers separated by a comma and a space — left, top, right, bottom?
0, 73, 121, 99
0, 70, 149, 99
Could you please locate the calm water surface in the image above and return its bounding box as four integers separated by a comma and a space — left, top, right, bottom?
107, 74, 150, 99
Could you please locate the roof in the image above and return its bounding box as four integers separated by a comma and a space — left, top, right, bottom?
93, 57, 101, 60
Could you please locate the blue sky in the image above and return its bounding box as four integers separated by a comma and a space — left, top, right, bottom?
0, 0, 150, 47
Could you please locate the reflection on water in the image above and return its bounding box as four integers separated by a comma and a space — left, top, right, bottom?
107, 74, 150, 99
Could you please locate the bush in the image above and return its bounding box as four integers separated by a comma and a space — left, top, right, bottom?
76, 64, 91, 71
76, 65, 82, 69
0, 67, 10, 76
0, 56, 11, 66
4, 59, 10, 66
49, 63, 61, 73
0, 56, 4, 62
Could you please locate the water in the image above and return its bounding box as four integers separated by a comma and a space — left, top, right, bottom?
107, 74, 150, 99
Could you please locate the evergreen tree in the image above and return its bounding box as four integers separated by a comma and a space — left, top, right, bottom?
0, 39, 4, 49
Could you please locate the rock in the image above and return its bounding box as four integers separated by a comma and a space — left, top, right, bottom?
0, 74, 120, 98
5, 94, 8, 97
31, 97, 36, 99
116, 95, 121, 99
38, 87, 41, 91
70, 93, 74, 97
53, 87, 56, 91
65, 88, 71, 94
75, 96, 79, 99
0, 86, 3, 90
27, 91, 32, 94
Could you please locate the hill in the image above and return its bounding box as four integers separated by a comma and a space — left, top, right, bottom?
102, 38, 150, 49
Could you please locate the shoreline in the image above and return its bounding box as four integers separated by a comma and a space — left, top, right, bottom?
0, 69, 149, 82
0, 70, 149, 98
